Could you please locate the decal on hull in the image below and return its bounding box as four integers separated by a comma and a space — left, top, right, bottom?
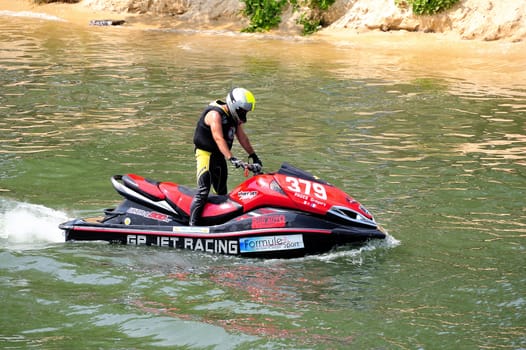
239, 234, 304, 253
127, 235, 238, 254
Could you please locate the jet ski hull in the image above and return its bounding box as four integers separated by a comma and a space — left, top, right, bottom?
60, 208, 386, 258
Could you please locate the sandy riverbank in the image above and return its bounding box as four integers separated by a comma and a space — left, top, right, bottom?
1, 0, 525, 84
0, 0, 130, 26
2, 0, 526, 51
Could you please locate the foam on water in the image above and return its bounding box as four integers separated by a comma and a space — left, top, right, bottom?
0, 198, 68, 249
0, 10, 66, 22
304, 232, 400, 263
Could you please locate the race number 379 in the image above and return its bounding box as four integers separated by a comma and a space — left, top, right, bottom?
285, 177, 327, 200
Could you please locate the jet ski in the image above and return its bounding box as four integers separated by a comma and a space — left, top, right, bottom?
59, 162, 387, 258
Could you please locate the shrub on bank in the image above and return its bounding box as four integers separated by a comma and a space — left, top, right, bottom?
242, 0, 336, 35
397, 0, 460, 15
242, 0, 460, 34
242, 0, 288, 32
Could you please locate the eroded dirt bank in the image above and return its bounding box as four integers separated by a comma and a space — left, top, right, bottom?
79, 0, 526, 42
323, 0, 526, 42
2, 0, 525, 42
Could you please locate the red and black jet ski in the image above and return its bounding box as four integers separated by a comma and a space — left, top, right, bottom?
59, 162, 387, 258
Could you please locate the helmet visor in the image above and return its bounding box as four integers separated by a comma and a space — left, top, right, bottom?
236, 107, 248, 123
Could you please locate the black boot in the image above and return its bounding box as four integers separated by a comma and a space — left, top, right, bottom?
189, 196, 205, 226
190, 167, 211, 226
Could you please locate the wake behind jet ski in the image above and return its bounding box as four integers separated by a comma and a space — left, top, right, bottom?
59, 162, 387, 258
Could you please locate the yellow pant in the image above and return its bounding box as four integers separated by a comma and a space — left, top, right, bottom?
190, 148, 229, 226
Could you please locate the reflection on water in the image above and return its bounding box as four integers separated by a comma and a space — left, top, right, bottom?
1, 12, 525, 350
458, 133, 526, 163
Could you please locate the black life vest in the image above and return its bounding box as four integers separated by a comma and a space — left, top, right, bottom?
193, 101, 237, 154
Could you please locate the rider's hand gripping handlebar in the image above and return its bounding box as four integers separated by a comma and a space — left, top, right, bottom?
230, 156, 262, 176
241, 162, 263, 176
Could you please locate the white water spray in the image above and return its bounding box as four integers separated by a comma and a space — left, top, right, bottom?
0, 199, 68, 248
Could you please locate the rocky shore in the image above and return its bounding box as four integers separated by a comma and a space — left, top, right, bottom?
80, 0, 526, 42
2, 0, 525, 42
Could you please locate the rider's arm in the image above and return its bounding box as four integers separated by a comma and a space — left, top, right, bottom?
235, 124, 255, 156
206, 110, 233, 160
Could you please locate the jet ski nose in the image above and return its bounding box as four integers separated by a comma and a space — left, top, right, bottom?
327, 206, 377, 227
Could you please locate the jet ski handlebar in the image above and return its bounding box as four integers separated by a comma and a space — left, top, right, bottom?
239, 162, 263, 176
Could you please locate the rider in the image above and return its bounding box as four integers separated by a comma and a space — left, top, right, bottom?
189, 87, 262, 226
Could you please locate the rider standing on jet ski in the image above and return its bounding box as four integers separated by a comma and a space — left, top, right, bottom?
190, 87, 263, 226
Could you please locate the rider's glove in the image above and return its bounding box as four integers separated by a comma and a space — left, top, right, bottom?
229, 156, 243, 168
248, 153, 262, 167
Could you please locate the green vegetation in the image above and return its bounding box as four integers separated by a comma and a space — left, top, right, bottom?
242, 0, 336, 35
242, 0, 289, 32
398, 0, 460, 15
298, 0, 336, 35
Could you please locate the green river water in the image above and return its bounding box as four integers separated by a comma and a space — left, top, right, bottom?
1, 12, 525, 349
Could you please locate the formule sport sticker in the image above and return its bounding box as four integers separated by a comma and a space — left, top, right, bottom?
239, 234, 304, 253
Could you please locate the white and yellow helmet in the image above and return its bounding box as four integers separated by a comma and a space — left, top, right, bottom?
226, 87, 255, 123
